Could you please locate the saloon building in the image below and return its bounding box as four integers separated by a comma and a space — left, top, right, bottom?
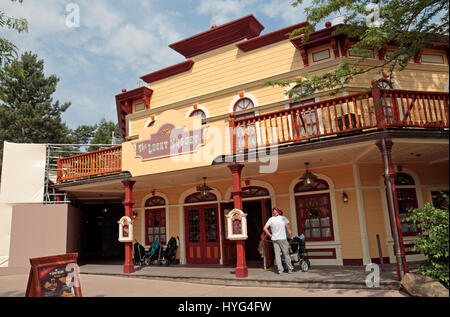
4, 15, 448, 277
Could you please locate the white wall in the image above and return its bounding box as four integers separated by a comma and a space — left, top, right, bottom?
0, 142, 47, 266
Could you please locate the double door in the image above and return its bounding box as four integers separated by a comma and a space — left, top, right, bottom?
185, 204, 220, 264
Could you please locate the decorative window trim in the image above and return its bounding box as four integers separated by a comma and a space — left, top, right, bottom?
144, 115, 158, 128
228, 92, 259, 114
185, 104, 210, 119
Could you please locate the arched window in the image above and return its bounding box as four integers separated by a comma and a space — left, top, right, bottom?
230, 186, 270, 199
234, 98, 255, 120
189, 109, 206, 120
394, 173, 418, 236
145, 196, 166, 245
289, 85, 315, 108
294, 178, 334, 241
185, 192, 217, 204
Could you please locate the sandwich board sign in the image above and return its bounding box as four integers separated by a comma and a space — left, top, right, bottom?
25, 253, 82, 297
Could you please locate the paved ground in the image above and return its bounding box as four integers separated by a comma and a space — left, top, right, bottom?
0, 274, 408, 297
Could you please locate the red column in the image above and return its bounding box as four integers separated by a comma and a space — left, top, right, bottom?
228, 164, 248, 278
376, 139, 408, 280
122, 180, 136, 274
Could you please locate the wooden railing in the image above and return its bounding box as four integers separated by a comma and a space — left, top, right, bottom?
57, 146, 122, 183
230, 88, 449, 152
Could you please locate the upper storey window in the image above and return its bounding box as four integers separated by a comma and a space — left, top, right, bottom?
234, 98, 255, 120
312, 49, 331, 62
421, 54, 444, 64
189, 109, 206, 120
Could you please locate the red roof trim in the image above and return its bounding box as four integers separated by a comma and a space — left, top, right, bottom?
115, 86, 153, 138
169, 15, 264, 58
237, 21, 309, 52
140, 60, 194, 83
291, 24, 343, 49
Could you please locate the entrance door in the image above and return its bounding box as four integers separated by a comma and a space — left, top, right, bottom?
185, 204, 220, 264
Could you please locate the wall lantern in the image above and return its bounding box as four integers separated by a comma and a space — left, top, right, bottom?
132, 211, 138, 219
299, 162, 317, 187
342, 192, 349, 203
198, 177, 213, 199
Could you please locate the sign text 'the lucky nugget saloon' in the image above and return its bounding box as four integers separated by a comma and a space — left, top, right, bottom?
133, 123, 204, 160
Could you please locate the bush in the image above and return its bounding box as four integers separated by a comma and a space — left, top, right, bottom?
405, 195, 449, 289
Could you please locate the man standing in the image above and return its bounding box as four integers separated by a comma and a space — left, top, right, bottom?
263, 207, 296, 276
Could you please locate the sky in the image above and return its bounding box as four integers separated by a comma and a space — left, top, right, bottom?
2, 0, 318, 129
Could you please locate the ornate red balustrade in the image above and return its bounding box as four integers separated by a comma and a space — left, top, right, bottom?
229, 88, 449, 152
57, 146, 122, 183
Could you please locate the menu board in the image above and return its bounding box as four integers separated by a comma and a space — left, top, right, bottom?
25, 253, 82, 297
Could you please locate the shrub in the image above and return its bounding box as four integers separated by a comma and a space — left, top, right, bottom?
405, 195, 449, 288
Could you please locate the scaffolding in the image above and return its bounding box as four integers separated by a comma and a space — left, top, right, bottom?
44, 143, 120, 204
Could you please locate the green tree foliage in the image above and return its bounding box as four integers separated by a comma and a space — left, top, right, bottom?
266, 0, 449, 100
0, 0, 28, 71
406, 195, 449, 288
0, 52, 71, 176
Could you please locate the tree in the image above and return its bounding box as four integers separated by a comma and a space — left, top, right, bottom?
89, 119, 122, 151
0, 0, 28, 72
266, 0, 449, 99
0, 52, 71, 176
406, 195, 449, 288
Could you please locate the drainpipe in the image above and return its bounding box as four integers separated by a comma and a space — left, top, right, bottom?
376, 138, 408, 280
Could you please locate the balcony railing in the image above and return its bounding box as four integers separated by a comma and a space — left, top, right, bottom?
230, 88, 449, 152
57, 146, 122, 183
55, 88, 448, 183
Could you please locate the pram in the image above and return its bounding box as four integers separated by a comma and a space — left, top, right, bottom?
285, 234, 310, 272
145, 239, 163, 266
133, 240, 147, 266
159, 237, 179, 266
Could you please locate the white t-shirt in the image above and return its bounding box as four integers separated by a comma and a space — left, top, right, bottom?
265, 216, 289, 241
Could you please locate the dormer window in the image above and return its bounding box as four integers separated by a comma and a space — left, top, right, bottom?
134, 102, 146, 112
312, 49, 330, 62
421, 54, 444, 64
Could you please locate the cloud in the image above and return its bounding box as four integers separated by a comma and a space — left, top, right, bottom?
259, 0, 310, 25
196, 0, 257, 26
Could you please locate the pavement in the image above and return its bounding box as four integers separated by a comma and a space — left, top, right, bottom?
0, 273, 408, 297
77, 261, 417, 290
0, 261, 421, 297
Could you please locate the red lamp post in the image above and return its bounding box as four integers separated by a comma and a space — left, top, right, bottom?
122, 180, 136, 274
228, 164, 248, 278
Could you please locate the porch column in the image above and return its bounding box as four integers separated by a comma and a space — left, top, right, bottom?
122, 180, 136, 274
228, 163, 248, 278
376, 139, 408, 280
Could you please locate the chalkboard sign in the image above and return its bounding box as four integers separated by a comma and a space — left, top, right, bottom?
25, 253, 82, 297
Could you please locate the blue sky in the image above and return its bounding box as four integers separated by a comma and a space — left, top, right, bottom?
3, 0, 317, 129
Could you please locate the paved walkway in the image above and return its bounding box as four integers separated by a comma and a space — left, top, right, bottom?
0, 274, 408, 297
78, 261, 418, 290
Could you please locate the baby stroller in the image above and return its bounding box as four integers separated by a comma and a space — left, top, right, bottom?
160, 237, 179, 266
287, 234, 310, 272
133, 240, 147, 266
145, 239, 163, 266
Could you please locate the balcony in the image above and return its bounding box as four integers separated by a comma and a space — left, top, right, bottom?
229, 88, 449, 152
57, 146, 122, 183
55, 88, 448, 183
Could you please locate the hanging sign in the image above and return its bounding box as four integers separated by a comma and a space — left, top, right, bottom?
225, 208, 248, 240
133, 123, 204, 160
25, 253, 82, 297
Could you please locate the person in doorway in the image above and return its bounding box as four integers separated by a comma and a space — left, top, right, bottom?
263, 207, 296, 276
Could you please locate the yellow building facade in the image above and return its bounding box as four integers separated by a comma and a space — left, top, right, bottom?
54, 15, 449, 271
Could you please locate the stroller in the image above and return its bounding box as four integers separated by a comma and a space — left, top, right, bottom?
146, 239, 163, 266
159, 237, 179, 266
285, 234, 310, 272
133, 240, 147, 266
